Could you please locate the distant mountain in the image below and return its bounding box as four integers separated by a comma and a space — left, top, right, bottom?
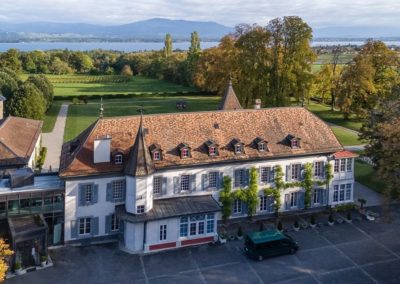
0, 18, 233, 41
314, 26, 400, 39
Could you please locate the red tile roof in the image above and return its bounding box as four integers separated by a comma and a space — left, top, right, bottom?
333, 150, 359, 159
0, 116, 42, 167
59, 107, 343, 178
218, 80, 242, 110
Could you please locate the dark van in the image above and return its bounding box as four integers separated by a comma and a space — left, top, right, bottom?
244, 230, 299, 261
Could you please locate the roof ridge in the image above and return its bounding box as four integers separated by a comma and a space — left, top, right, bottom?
218, 80, 243, 110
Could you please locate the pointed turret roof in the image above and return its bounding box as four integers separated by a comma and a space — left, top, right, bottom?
218, 79, 242, 111
124, 115, 155, 177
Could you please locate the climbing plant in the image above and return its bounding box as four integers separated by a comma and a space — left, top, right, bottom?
301, 163, 313, 209
264, 165, 284, 215
219, 176, 233, 222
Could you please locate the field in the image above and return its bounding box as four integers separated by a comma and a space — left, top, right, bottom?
330, 126, 363, 146
64, 95, 220, 141
42, 100, 63, 132
354, 160, 387, 193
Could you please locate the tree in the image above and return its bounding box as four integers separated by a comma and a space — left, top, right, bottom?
50, 57, 72, 75
219, 176, 233, 222
164, 33, 173, 57
0, 49, 22, 72
8, 82, 46, 120
26, 75, 54, 110
189, 31, 201, 55
121, 65, 133, 77
0, 239, 13, 282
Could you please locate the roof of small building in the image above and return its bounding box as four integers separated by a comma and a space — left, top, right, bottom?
218, 80, 243, 111
59, 107, 343, 178
0, 116, 43, 167
116, 195, 221, 223
333, 150, 359, 159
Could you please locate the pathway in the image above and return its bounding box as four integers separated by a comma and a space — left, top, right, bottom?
354, 181, 383, 207
42, 104, 69, 172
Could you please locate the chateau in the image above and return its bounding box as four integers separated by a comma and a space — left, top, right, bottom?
59, 82, 356, 253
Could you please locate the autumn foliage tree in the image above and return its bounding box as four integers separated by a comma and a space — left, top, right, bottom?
0, 238, 13, 282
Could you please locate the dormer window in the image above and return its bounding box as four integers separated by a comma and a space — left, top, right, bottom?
205, 139, 219, 156
231, 139, 244, 155
115, 154, 123, 164
254, 137, 268, 152
286, 135, 301, 149
149, 144, 162, 161
178, 143, 191, 159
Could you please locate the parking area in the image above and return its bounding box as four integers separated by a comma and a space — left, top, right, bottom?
7, 206, 400, 284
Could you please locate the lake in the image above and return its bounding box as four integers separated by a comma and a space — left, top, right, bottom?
0, 40, 399, 52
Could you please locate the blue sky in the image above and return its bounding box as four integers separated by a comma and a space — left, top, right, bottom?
0, 0, 399, 27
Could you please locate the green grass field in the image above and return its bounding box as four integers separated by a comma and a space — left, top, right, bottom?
330, 126, 363, 146
354, 160, 387, 193
64, 95, 220, 141
42, 101, 63, 132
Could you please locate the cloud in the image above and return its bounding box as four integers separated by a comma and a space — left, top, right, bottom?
0, 0, 399, 28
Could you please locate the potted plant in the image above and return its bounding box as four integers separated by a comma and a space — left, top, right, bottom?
277, 221, 283, 232
293, 219, 300, 231
358, 198, 367, 214
219, 233, 227, 244
40, 255, 47, 267
328, 214, 335, 226
310, 215, 317, 228
237, 226, 244, 240
14, 261, 23, 275
346, 211, 352, 223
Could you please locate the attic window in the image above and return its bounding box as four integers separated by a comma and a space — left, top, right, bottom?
231, 139, 244, 155
149, 144, 162, 161
254, 137, 268, 152
115, 154, 123, 164
235, 144, 243, 154
286, 135, 301, 149
291, 139, 299, 148
178, 143, 191, 159
258, 142, 266, 152
205, 140, 219, 156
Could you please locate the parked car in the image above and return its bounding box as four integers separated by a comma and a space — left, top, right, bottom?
244, 229, 299, 261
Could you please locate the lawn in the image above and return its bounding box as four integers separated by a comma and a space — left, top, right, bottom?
64, 95, 220, 141
306, 102, 364, 131
330, 126, 363, 146
354, 160, 387, 193
42, 100, 63, 133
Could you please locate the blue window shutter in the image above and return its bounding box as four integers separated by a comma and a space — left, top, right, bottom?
78, 184, 85, 206
234, 170, 240, 187
322, 189, 327, 205
173, 177, 180, 194
301, 165, 305, 180
286, 165, 291, 181
202, 174, 208, 190
269, 168, 275, 183
162, 177, 168, 195
242, 202, 248, 215
71, 220, 78, 239
284, 194, 290, 210
299, 191, 305, 208
190, 175, 196, 191
218, 172, 224, 189
106, 183, 113, 202
105, 215, 111, 234
92, 184, 98, 204
245, 169, 250, 186
91, 217, 99, 236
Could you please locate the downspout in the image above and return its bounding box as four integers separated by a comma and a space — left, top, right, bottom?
143, 221, 147, 251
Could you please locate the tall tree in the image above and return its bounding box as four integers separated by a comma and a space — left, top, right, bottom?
26, 75, 54, 110
0, 49, 22, 72
164, 33, 173, 57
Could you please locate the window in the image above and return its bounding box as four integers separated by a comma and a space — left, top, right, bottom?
333, 185, 339, 202
137, 205, 145, 214
153, 176, 162, 195
208, 172, 218, 188
111, 214, 119, 231
291, 164, 302, 180
159, 224, 167, 240
209, 146, 217, 156
313, 188, 322, 204
334, 160, 340, 173
235, 169, 247, 187
180, 216, 188, 237
260, 196, 268, 211
260, 167, 274, 184
206, 213, 215, 233
84, 185, 92, 202
182, 148, 190, 158
235, 144, 243, 154
153, 151, 161, 161
233, 199, 242, 214
339, 184, 345, 201
198, 222, 205, 234
346, 184, 352, 200
190, 223, 197, 236
79, 218, 91, 235
180, 175, 190, 191
347, 158, 352, 172
340, 159, 346, 172
112, 181, 124, 200
180, 214, 213, 238
290, 192, 298, 207
115, 154, 123, 164
258, 143, 266, 152
291, 139, 299, 148
314, 161, 324, 178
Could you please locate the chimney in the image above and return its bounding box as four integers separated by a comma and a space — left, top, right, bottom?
0, 95, 5, 120
254, 99, 261, 109
93, 135, 111, 163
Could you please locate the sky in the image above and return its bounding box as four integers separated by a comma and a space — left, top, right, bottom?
0, 0, 399, 28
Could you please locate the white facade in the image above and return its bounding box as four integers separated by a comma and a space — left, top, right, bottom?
27, 133, 42, 169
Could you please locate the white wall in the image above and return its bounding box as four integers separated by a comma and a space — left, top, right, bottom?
93, 138, 111, 163
64, 175, 124, 242
124, 222, 144, 252
28, 133, 42, 169
126, 175, 153, 214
